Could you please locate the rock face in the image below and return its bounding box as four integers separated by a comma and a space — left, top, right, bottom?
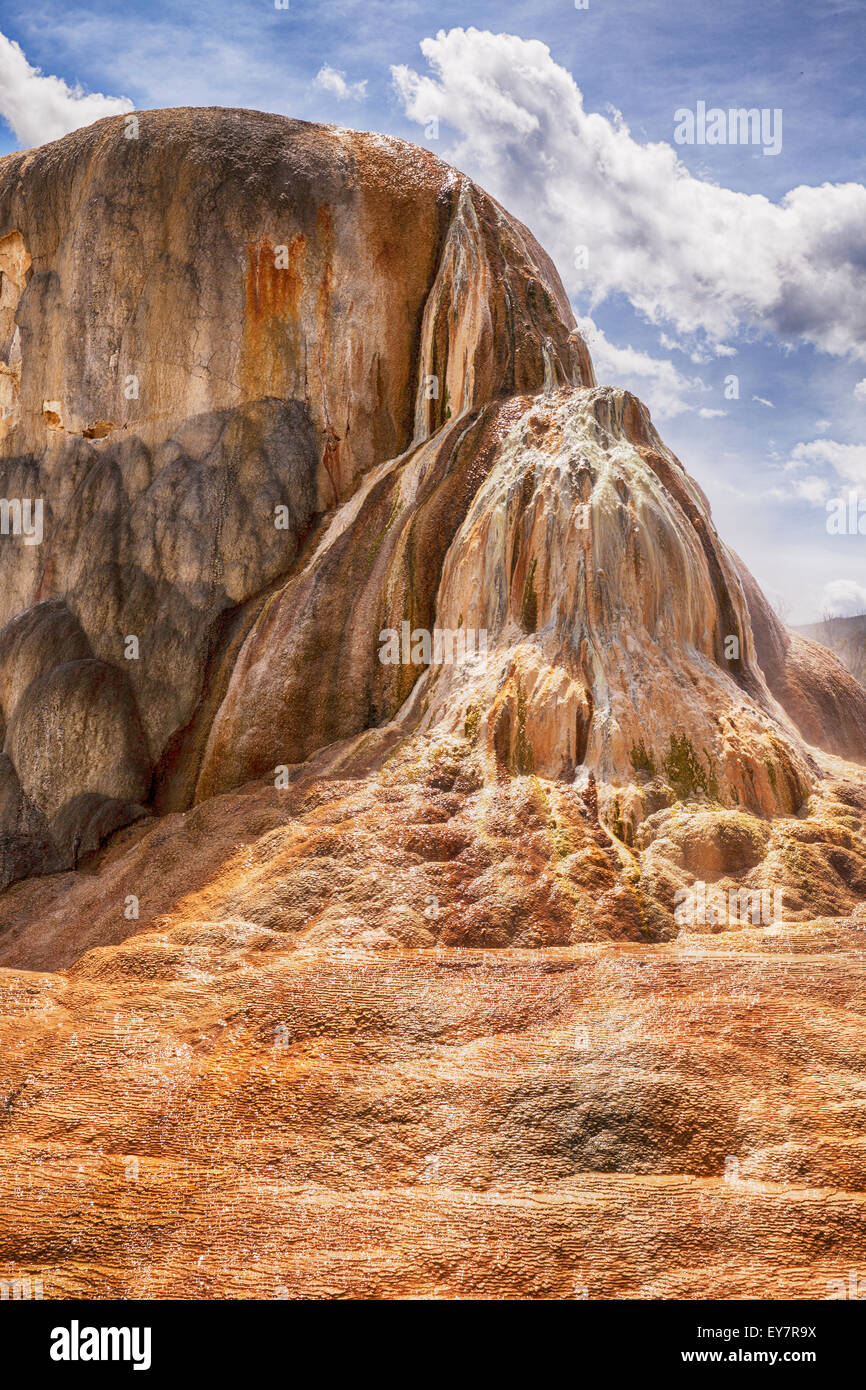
195, 384, 818, 828
0, 109, 590, 882
1, 111, 865, 1301
1, 108, 863, 895
736, 560, 866, 765
2, 919, 866, 1300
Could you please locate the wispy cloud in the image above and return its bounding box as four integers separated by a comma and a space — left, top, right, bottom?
577, 315, 705, 420
791, 475, 831, 504
0, 29, 131, 147
314, 65, 367, 102
788, 439, 866, 490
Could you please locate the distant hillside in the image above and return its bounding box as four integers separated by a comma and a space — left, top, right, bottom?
795, 614, 866, 688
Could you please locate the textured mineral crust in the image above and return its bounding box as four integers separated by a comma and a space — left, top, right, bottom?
0, 110, 864, 1300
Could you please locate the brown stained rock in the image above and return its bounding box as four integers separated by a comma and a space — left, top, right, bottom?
0, 229, 29, 444
0, 730, 863, 968
1, 925, 866, 1298
0, 110, 589, 884
736, 553, 866, 764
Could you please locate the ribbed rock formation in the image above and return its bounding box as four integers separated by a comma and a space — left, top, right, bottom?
738, 564, 866, 763
1, 111, 865, 1301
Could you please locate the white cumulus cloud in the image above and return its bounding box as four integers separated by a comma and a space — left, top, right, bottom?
392, 28, 866, 360
791, 475, 831, 504
788, 439, 866, 489
821, 579, 866, 617
314, 65, 367, 102
0, 31, 132, 148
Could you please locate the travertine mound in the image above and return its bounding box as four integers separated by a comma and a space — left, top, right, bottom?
0, 106, 862, 926
1, 109, 864, 908
1, 731, 864, 969
197, 384, 815, 822
1, 108, 866, 1304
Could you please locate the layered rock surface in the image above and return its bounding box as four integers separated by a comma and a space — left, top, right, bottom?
0, 111, 864, 1300
2, 922, 866, 1299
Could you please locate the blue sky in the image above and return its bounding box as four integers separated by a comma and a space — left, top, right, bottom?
1, 0, 864, 622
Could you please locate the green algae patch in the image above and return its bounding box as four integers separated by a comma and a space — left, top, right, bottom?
664, 732, 719, 802
521, 557, 538, 633
630, 740, 656, 778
